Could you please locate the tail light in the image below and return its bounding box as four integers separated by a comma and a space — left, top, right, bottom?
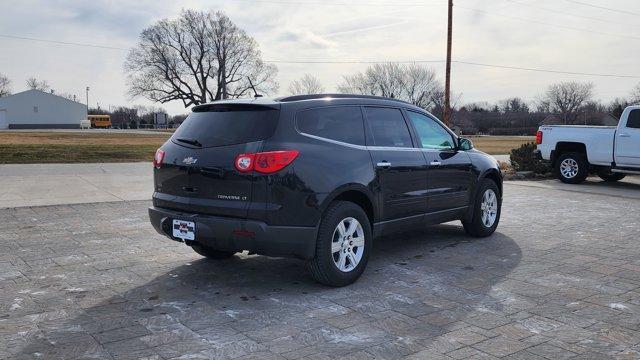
235, 150, 299, 174
153, 149, 165, 169
536, 131, 543, 145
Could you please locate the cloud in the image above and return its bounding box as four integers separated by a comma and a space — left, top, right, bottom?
275, 29, 335, 49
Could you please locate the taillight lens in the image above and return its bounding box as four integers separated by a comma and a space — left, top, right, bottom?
235, 150, 299, 174
153, 149, 165, 169
235, 153, 255, 173
536, 131, 543, 145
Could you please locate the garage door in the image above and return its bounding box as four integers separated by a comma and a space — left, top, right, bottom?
0, 110, 7, 129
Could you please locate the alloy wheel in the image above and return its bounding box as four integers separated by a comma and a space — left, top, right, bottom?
331, 217, 365, 272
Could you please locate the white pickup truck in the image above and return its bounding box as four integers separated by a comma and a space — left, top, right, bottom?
535, 105, 640, 184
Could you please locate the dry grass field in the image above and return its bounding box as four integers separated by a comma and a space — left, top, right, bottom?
0, 131, 534, 163
469, 135, 534, 155
0, 131, 170, 163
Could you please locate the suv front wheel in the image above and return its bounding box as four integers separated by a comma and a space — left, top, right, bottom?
463, 179, 501, 237
308, 201, 372, 287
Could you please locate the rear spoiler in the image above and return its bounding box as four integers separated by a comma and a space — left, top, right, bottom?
192, 102, 280, 113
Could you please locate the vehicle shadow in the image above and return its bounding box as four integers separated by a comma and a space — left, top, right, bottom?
14, 224, 522, 358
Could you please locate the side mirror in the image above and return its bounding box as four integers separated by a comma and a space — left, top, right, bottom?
458, 137, 474, 151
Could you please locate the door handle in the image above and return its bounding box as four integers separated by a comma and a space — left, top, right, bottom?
376, 161, 392, 169
430, 161, 442, 166
619, 133, 631, 137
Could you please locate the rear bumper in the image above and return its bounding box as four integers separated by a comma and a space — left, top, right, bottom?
148, 206, 317, 260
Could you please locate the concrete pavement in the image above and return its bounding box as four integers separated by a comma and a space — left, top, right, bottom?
0, 163, 153, 209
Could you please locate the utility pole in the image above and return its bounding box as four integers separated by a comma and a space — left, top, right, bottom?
444, 0, 453, 126
86, 86, 90, 115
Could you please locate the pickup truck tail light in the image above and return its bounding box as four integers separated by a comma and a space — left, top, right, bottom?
536, 131, 543, 145
235, 150, 299, 174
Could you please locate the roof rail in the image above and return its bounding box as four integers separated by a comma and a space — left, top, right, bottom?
276, 93, 411, 104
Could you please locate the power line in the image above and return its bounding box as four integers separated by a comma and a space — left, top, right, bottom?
455, 5, 640, 41
266, 58, 640, 78
0, 34, 128, 51
451, 61, 640, 79
2, 34, 640, 78
504, 0, 637, 27
563, 0, 640, 17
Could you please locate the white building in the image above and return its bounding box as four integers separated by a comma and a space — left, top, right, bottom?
0, 89, 87, 129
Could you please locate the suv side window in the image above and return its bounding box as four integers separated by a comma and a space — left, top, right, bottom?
627, 109, 640, 129
364, 107, 413, 148
297, 106, 365, 145
406, 111, 455, 150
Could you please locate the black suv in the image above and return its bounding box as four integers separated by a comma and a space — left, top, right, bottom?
149, 94, 502, 286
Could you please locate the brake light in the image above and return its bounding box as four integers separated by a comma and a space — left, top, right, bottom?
235, 150, 299, 174
536, 131, 543, 145
153, 149, 165, 169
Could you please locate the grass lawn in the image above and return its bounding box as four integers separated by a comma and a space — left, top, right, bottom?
0, 131, 170, 164
469, 136, 535, 155
0, 131, 533, 163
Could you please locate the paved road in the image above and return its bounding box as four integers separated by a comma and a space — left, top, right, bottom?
0, 163, 153, 209
1, 183, 639, 359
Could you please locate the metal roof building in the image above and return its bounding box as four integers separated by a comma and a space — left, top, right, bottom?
0, 89, 87, 129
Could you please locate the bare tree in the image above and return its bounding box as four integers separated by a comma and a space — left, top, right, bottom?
539, 81, 594, 124
498, 97, 530, 113
288, 74, 325, 95
337, 63, 443, 111
125, 10, 278, 108
26, 77, 50, 92
0, 73, 10, 97
630, 83, 640, 104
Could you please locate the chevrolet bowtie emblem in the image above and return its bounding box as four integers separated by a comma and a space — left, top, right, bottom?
182, 156, 198, 165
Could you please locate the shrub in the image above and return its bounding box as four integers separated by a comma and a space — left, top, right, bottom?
509, 142, 550, 174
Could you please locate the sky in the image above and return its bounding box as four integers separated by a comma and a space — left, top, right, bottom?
0, 0, 639, 115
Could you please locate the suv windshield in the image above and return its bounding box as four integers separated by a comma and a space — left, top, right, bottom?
172, 106, 279, 148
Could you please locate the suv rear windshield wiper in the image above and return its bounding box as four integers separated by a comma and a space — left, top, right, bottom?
175, 137, 202, 147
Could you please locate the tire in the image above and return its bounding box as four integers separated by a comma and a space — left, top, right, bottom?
463, 179, 501, 237
597, 168, 626, 182
191, 243, 235, 259
555, 152, 589, 184
307, 201, 372, 287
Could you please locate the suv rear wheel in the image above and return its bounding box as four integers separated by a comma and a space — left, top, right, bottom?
307, 201, 371, 287
555, 152, 589, 184
191, 243, 235, 259
463, 179, 501, 237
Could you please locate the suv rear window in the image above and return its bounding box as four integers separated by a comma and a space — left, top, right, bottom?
297, 106, 365, 145
172, 106, 279, 148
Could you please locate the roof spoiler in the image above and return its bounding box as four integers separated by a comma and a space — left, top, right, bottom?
192, 102, 279, 112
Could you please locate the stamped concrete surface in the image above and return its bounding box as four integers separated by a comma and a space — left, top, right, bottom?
1, 182, 640, 359
0, 163, 153, 209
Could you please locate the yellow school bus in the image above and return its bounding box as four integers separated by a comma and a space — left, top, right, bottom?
88, 115, 112, 128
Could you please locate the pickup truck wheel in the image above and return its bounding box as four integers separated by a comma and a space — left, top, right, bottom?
462, 179, 501, 237
597, 169, 626, 182
191, 243, 235, 259
555, 152, 589, 184
307, 201, 371, 287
